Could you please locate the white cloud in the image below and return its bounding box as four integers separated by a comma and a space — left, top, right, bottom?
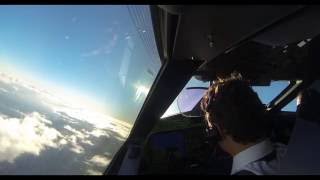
64, 125, 89, 140
0, 112, 62, 163
63, 125, 94, 147
59, 138, 68, 145
70, 143, 84, 154
86, 169, 102, 175
0, 72, 15, 85
0, 70, 132, 169
81, 139, 94, 146
12, 86, 19, 91
89, 129, 109, 138
88, 155, 110, 167
0, 87, 8, 93
103, 151, 112, 157
55, 106, 131, 140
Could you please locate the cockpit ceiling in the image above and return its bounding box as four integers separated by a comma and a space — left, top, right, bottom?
160, 5, 320, 83
195, 40, 311, 84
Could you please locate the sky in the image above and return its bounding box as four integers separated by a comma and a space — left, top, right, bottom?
0, 5, 161, 124
253, 81, 297, 111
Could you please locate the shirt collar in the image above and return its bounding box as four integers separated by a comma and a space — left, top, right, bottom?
231, 139, 274, 175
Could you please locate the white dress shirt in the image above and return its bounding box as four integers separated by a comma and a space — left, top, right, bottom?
231, 139, 287, 175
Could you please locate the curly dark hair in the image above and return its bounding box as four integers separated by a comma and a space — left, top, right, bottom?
201, 74, 270, 144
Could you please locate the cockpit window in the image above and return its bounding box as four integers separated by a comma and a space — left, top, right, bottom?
161, 77, 209, 118
0, 5, 161, 174
252, 81, 297, 112
162, 80, 297, 119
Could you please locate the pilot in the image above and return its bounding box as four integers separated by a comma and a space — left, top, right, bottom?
200, 73, 286, 175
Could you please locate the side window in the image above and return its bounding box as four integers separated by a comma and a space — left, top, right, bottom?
282, 98, 297, 112
252, 81, 297, 112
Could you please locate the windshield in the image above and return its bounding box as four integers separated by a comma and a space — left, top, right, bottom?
0, 5, 161, 175
161, 77, 209, 118
162, 80, 297, 119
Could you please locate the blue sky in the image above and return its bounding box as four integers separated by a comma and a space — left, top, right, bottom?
0, 5, 161, 123
0, 5, 133, 99
253, 81, 297, 111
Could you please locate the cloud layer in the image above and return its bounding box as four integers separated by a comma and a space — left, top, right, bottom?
0, 72, 133, 174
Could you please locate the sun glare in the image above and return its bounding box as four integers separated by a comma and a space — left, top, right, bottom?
134, 84, 150, 101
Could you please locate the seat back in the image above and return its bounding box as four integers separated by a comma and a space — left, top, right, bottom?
278, 80, 320, 174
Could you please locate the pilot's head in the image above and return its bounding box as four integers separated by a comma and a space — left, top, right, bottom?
201, 73, 270, 155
